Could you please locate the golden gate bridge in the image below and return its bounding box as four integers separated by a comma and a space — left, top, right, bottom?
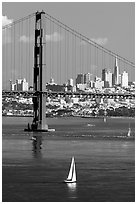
2, 11, 135, 132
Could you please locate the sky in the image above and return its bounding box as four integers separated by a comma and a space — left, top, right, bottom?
2, 2, 135, 61
2, 1, 135, 86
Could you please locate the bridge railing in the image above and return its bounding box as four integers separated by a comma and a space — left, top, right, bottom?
2, 90, 135, 99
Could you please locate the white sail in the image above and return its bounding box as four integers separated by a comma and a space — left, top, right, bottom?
127, 128, 131, 137
65, 157, 76, 183
71, 160, 76, 182
67, 157, 74, 180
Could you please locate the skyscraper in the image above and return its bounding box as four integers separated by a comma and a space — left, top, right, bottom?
84, 73, 93, 84
68, 78, 74, 86
102, 69, 112, 87
121, 71, 128, 87
10, 78, 29, 91
114, 57, 119, 85
22, 78, 29, 91
76, 74, 84, 84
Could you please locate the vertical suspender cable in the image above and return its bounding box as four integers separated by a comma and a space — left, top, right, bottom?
89, 44, 91, 75
21, 20, 23, 79
102, 50, 104, 70
74, 34, 76, 85
104, 51, 106, 70
11, 26, 13, 83
19, 22, 21, 79
65, 27, 67, 83
57, 24, 59, 84
52, 22, 54, 81
87, 42, 88, 74
25, 18, 28, 84
50, 17, 52, 80
96, 46, 98, 76
71, 33, 73, 81
13, 23, 15, 83
80, 36, 81, 74
59, 25, 61, 85
95, 46, 96, 77
81, 40, 83, 76
67, 31, 69, 82
28, 16, 30, 88
4, 29, 7, 89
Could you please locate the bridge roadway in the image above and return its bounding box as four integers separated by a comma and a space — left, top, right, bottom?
2, 90, 135, 99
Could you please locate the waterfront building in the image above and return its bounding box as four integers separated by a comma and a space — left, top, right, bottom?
49, 78, 55, 84
121, 71, 128, 87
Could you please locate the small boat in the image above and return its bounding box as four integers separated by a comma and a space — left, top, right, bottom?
103, 117, 106, 123
31, 136, 36, 141
64, 157, 76, 183
87, 124, 95, 127
127, 127, 131, 137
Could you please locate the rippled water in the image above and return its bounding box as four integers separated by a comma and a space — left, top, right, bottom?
2, 117, 135, 202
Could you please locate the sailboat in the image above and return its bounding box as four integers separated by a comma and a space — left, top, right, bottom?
127, 127, 131, 137
64, 157, 76, 183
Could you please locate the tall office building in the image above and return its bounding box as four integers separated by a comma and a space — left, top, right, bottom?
102, 69, 106, 81
16, 79, 22, 91
10, 78, 28, 91
84, 73, 93, 84
76, 74, 84, 84
119, 74, 121, 85
22, 78, 29, 91
107, 71, 113, 87
68, 78, 74, 86
121, 71, 128, 87
113, 57, 119, 85
10, 80, 16, 91
102, 69, 112, 87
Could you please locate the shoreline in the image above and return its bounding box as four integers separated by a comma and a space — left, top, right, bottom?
2, 115, 135, 119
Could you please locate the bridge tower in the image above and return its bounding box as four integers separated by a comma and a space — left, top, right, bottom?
25, 11, 48, 132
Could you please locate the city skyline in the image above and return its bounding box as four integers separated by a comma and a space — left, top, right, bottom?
2, 2, 135, 89
10, 58, 132, 92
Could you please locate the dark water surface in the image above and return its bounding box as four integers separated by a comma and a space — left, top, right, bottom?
2, 117, 135, 202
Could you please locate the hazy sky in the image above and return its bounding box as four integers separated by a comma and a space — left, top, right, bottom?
2, 2, 135, 86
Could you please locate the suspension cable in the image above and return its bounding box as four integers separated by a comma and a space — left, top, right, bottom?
2, 13, 35, 30
43, 12, 134, 67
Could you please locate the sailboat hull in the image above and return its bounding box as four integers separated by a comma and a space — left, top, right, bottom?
64, 179, 76, 183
